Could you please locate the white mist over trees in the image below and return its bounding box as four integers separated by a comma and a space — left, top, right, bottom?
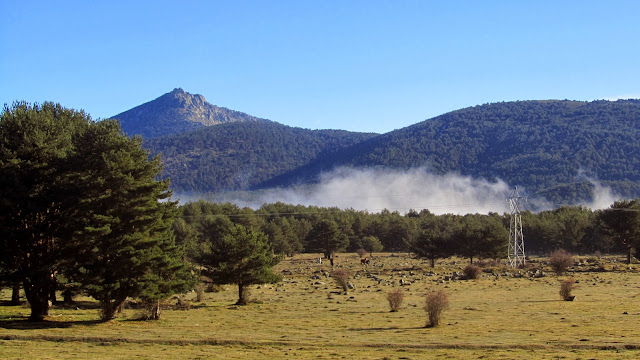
208, 167, 620, 215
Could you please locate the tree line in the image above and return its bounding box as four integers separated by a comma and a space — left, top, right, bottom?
175, 199, 639, 267
2, 103, 639, 322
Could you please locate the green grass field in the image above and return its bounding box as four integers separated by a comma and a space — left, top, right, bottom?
2, 253, 640, 359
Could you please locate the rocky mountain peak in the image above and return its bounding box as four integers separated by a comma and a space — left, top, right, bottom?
112, 88, 270, 139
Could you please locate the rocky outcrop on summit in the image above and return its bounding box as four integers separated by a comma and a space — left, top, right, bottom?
111, 88, 270, 139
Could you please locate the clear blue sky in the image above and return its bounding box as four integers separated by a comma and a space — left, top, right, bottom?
1, 0, 639, 134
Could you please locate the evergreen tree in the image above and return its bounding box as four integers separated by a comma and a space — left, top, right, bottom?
361, 236, 383, 257
72, 120, 193, 321
0, 102, 90, 321
0, 103, 193, 322
409, 215, 456, 267
306, 219, 349, 259
455, 215, 508, 264
599, 200, 640, 264
196, 224, 282, 305
136, 229, 195, 320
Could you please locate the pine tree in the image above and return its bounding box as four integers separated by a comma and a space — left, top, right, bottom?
72, 120, 194, 321
361, 236, 384, 257
599, 200, 640, 264
305, 219, 348, 259
0, 102, 90, 321
196, 224, 282, 305
0, 103, 193, 321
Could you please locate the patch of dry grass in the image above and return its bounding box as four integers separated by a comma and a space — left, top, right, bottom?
2, 253, 640, 359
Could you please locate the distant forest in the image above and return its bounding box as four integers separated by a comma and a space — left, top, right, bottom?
145, 122, 377, 192
146, 100, 640, 204
174, 199, 640, 264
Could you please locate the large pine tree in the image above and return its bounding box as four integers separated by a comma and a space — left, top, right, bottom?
0, 103, 193, 321
73, 120, 193, 321
0, 102, 90, 321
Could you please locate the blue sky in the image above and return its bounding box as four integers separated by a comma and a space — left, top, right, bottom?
1, 0, 639, 134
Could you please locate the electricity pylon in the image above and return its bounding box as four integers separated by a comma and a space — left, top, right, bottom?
507, 187, 526, 268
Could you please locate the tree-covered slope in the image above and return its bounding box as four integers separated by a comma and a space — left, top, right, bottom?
147, 99, 640, 203
145, 121, 379, 193
290, 99, 640, 202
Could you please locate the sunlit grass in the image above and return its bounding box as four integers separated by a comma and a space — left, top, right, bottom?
2, 253, 640, 359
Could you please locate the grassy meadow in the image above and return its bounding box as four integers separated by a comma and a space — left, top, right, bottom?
2, 253, 640, 359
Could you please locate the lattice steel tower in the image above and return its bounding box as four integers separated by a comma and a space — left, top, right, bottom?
507, 187, 526, 268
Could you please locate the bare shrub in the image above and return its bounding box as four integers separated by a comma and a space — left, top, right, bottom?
559, 278, 577, 301
549, 249, 573, 275
475, 259, 500, 268
173, 296, 191, 310
386, 288, 405, 312
424, 290, 449, 327
463, 264, 482, 280
205, 283, 225, 293
331, 269, 350, 293
137, 300, 162, 320
195, 284, 205, 302
356, 248, 368, 258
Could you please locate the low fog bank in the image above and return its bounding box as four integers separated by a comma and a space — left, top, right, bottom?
176, 167, 622, 215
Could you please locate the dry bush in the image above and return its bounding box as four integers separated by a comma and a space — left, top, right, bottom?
424, 290, 449, 327
356, 248, 368, 258
331, 269, 350, 293
386, 288, 405, 312
173, 296, 192, 310
463, 264, 482, 280
549, 249, 574, 275
141, 300, 160, 320
205, 283, 225, 293
559, 278, 577, 301
195, 284, 205, 302
475, 259, 500, 268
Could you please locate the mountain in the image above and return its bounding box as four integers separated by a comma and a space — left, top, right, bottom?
111, 88, 270, 139
269, 99, 640, 203
122, 90, 640, 203
144, 121, 379, 192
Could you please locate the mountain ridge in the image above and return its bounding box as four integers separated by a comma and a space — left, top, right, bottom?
114, 89, 640, 203
111, 88, 271, 139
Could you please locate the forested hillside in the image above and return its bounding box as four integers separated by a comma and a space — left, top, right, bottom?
264, 100, 640, 203
141, 98, 640, 203
145, 121, 379, 192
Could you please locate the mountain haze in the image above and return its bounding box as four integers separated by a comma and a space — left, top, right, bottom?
111, 88, 270, 139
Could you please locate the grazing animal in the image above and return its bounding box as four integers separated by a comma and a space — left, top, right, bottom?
361, 257, 370, 266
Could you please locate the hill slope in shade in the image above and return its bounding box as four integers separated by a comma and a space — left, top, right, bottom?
145, 121, 379, 192
111, 88, 270, 139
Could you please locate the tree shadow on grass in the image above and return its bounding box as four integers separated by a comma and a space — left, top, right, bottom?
0, 317, 103, 330
53, 300, 102, 310
348, 326, 425, 331
0, 300, 23, 306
